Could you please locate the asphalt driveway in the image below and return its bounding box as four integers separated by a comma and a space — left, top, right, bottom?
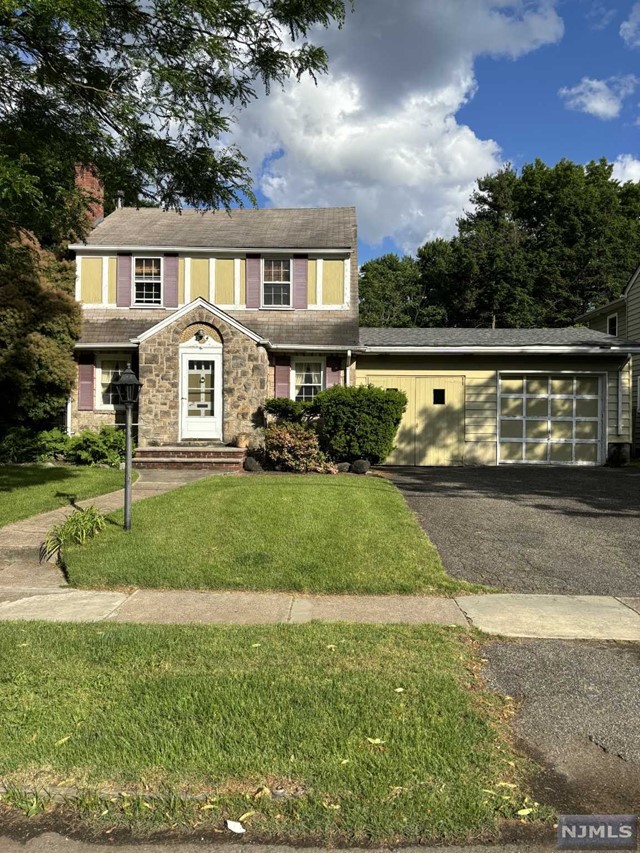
388, 466, 640, 595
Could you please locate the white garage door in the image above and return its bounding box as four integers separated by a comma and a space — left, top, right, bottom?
498, 374, 603, 465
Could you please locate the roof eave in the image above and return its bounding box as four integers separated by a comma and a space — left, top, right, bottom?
69, 244, 352, 254
575, 297, 626, 322
361, 345, 640, 355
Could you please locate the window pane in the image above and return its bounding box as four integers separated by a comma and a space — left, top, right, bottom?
525, 420, 548, 439
550, 377, 573, 395
501, 397, 523, 417
500, 442, 523, 461
501, 376, 524, 395
526, 442, 548, 462
263, 283, 291, 306
575, 377, 599, 397
575, 443, 598, 463
527, 377, 548, 395
501, 419, 523, 439
549, 443, 573, 463
134, 257, 162, 304
550, 397, 573, 418
576, 399, 598, 418
294, 361, 323, 401
550, 421, 573, 441
526, 398, 548, 417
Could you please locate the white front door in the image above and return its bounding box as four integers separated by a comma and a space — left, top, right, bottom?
180, 352, 222, 440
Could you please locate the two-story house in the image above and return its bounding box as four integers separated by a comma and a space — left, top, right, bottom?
577, 262, 640, 452
69, 204, 640, 468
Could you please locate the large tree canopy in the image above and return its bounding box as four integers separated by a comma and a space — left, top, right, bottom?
360, 159, 640, 329
1, 0, 350, 245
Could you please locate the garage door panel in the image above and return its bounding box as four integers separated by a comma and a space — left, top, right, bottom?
499, 373, 602, 466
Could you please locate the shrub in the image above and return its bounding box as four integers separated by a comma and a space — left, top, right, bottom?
40, 504, 107, 563
263, 397, 314, 424
0, 426, 40, 463
264, 422, 335, 473
35, 428, 70, 461
66, 425, 127, 467
312, 384, 407, 464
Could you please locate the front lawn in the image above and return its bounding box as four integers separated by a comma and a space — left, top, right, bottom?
65, 474, 479, 595
0, 465, 126, 528
0, 622, 543, 843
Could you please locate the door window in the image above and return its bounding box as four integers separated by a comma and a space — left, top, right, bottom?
187, 360, 214, 417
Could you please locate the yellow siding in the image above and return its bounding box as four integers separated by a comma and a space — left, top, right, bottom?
178, 257, 185, 304
307, 259, 317, 305
107, 257, 117, 304
322, 259, 344, 305
239, 258, 246, 305
80, 257, 102, 303
190, 258, 209, 300
215, 258, 234, 304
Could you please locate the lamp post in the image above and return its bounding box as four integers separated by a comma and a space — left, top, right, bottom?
115, 363, 142, 531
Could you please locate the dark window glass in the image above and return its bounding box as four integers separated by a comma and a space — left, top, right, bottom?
607, 315, 617, 336
433, 389, 445, 405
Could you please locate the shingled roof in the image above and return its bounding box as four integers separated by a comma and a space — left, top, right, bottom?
359, 327, 640, 350
73, 207, 357, 250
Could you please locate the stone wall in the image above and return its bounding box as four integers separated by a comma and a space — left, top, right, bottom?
137, 306, 269, 447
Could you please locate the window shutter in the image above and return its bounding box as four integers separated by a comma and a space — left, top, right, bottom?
246, 255, 260, 308
116, 254, 131, 307
77, 358, 95, 411
164, 254, 179, 307
293, 255, 308, 309
274, 356, 291, 398
325, 356, 344, 388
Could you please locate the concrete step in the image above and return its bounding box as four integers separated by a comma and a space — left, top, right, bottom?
133, 458, 244, 471
135, 446, 247, 460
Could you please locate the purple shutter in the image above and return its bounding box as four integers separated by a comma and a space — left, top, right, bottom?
77, 359, 94, 411
292, 255, 308, 309
246, 255, 260, 308
325, 356, 343, 389
116, 254, 131, 307
164, 253, 178, 307
274, 356, 291, 398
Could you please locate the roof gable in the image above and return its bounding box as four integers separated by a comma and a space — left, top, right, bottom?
134, 298, 266, 344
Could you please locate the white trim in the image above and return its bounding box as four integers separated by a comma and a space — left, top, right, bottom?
362, 345, 640, 354
316, 258, 324, 306
94, 352, 131, 412
290, 356, 326, 401
234, 258, 241, 306
637, 376, 640, 413
70, 243, 351, 255
75, 342, 136, 350
101, 256, 109, 305
208, 257, 216, 303
618, 368, 624, 435
268, 343, 360, 352
75, 257, 82, 301
132, 255, 163, 307
607, 312, 619, 337
184, 256, 191, 304
307, 304, 349, 311
132, 297, 266, 344
179, 340, 223, 441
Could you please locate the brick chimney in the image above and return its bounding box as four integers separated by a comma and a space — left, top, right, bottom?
74, 164, 104, 225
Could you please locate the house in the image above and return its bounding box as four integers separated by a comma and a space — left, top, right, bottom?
69, 205, 640, 468
577, 262, 640, 453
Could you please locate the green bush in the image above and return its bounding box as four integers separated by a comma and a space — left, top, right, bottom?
35, 428, 70, 461
0, 427, 40, 463
264, 422, 335, 473
66, 425, 127, 468
312, 384, 407, 464
40, 504, 107, 563
263, 397, 314, 423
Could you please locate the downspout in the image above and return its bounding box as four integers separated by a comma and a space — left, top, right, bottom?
345, 349, 352, 386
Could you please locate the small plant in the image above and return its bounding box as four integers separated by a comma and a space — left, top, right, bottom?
40, 504, 107, 563
35, 428, 70, 461
66, 425, 127, 467
264, 423, 335, 473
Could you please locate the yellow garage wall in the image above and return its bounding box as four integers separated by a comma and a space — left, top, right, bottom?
80, 257, 102, 303
190, 258, 209, 300
215, 258, 234, 304
322, 259, 344, 305
107, 257, 117, 304
307, 259, 317, 305
239, 258, 246, 305
178, 257, 185, 304
356, 354, 634, 465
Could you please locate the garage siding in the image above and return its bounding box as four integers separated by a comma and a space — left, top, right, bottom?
356, 354, 633, 466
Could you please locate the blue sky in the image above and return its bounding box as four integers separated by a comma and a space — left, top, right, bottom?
234, 1, 640, 263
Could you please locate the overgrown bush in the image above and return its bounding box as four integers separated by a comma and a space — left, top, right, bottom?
264, 422, 335, 473
313, 384, 407, 464
65, 425, 127, 468
263, 397, 314, 424
35, 428, 70, 461
40, 504, 106, 563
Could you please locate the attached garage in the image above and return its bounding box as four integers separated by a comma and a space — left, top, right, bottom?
357, 328, 640, 467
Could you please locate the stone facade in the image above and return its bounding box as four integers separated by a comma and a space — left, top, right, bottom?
137, 306, 269, 447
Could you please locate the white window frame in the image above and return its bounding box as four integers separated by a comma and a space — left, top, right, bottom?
95, 353, 131, 411
291, 357, 326, 402
261, 256, 293, 309
132, 255, 163, 307
607, 312, 618, 337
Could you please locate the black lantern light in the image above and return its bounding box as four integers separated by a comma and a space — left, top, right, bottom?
115, 363, 142, 406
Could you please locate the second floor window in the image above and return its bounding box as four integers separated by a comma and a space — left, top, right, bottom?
134, 257, 162, 305
263, 258, 291, 307
607, 314, 618, 336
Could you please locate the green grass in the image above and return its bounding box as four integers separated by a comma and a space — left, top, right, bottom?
0, 465, 127, 527
65, 474, 479, 595
0, 622, 543, 842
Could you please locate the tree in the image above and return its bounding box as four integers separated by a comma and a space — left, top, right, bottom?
359, 254, 422, 327
1, 0, 350, 244
362, 158, 640, 328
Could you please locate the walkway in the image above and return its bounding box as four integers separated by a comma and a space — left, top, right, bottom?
0, 470, 639, 640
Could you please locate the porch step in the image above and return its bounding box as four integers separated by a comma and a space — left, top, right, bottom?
133, 458, 244, 471
133, 445, 247, 471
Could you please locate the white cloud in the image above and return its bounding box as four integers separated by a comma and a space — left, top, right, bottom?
612, 154, 640, 182
232, 1, 564, 252
585, 2, 617, 30
620, 2, 640, 46
558, 75, 637, 119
